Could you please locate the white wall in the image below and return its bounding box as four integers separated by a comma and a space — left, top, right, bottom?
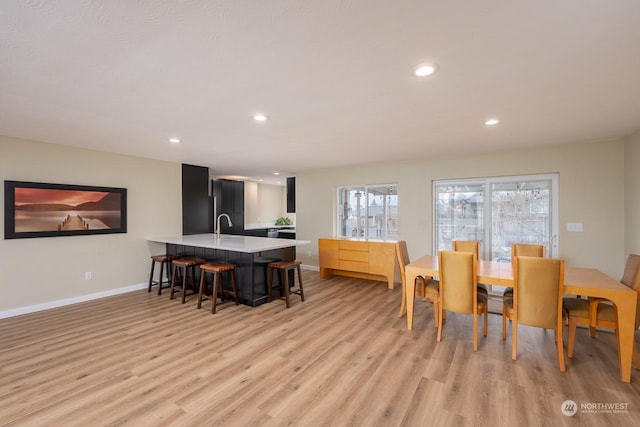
244, 181, 260, 225
259, 183, 287, 224
0, 135, 182, 315
244, 182, 290, 227
1, 135, 633, 315
296, 139, 626, 278
625, 130, 640, 256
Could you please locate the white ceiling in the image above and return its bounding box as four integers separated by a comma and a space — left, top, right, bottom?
2, 1, 640, 185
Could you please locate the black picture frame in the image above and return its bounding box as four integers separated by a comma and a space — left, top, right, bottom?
4, 180, 127, 239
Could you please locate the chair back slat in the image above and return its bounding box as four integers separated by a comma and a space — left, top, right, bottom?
512, 243, 546, 260
619, 254, 640, 328
453, 240, 480, 255
515, 256, 564, 329
396, 241, 410, 275
439, 251, 477, 314
620, 254, 640, 290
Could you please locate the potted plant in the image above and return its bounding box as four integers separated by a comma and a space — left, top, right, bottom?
275, 217, 293, 226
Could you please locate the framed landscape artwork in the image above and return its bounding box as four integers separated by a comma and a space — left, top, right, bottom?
4, 181, 127, 239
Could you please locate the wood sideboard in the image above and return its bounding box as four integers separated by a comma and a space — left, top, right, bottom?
318, 238, 399, 289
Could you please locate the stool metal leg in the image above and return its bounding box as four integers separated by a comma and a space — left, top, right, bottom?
212, 272, 220, 314
296, 264, 305, 301
282, 269, 290, 308
182, 266, 190, 304
148, 259, 156, 292
162, 261, 174, 295
157, 261, 165, 296
197, 270, 207, 309
230, 270, 239, 305
170, 266, 180, 300
267, 267, 275, 303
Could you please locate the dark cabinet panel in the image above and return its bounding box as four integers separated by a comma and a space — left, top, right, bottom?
165, 243, 294, 306
220, 179, 234, 212
278, 230, 296, 239
286, 176, 295, 213
211, 178, 244, 235
233, 181, 244, 213
182, 164, 210, 235
244, 228, 268, 237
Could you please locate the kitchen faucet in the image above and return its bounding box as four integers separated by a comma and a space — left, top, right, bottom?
215, 213, 232, 239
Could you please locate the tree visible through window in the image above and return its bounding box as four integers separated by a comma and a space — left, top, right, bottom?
337, 184, 398, 239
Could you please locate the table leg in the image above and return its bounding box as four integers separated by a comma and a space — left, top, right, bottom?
406, 271, 417, 331
613, 292, 638, 383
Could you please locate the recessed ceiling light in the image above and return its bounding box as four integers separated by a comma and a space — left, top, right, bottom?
484, 119, 500, 126
414, 64, 437, 77
273, 172, 280, 175
253, 114, 268, 121
169, 138, 181, 144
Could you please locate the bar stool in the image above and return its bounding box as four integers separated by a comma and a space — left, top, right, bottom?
267, 260, 305, 308
198, 262, 239, 314
148, 254, 178, 295
170, 257, 205, 303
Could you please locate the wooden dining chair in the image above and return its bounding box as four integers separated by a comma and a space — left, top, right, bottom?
452, 240, 479, 254
564, 254, 640, 368
452, 240, 488, 297
503, 243, 547, 298
437, 250, 488, 351
396, 241, 439, 327
502, 256, 566, 372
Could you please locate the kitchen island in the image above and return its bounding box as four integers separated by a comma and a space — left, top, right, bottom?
148, 234, 310, 306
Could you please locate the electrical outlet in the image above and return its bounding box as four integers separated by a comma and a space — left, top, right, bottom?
85, 272, 92, 280
307, 250, 312, 256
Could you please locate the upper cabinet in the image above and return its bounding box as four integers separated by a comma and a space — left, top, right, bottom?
286, 177, 296, 213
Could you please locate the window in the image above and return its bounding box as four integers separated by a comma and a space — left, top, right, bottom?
337, 184, 398, 239
434, 174, 558, 260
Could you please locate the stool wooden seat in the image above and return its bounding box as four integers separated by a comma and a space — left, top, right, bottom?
170, 257, 205, 303
148, 254, 178, 295
267, 260, 305, 308
198, 262, 239, 314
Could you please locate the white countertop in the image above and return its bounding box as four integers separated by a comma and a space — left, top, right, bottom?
148, 233, 309, 254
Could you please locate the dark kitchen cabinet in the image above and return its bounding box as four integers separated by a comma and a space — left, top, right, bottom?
243, 228, 268, 237
286, 176, 295, 213
182, 164, 210, 235
211, 178, 244, 234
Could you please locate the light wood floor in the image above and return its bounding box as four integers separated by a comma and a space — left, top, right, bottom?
1, 271, 639, 426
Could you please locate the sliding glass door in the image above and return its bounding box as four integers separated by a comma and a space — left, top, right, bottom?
434, 182, 486, 254
434, 174, 558, 260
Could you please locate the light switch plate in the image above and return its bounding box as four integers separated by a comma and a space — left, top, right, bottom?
567, 223, 583, 232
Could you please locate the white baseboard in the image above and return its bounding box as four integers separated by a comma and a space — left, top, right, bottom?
1, 267, 321, 319
0, 282, 148, 319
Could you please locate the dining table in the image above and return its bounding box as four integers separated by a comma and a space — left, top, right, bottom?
404, 255, 639, 383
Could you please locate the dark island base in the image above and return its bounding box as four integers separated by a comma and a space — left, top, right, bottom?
166, 244, 295, 307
